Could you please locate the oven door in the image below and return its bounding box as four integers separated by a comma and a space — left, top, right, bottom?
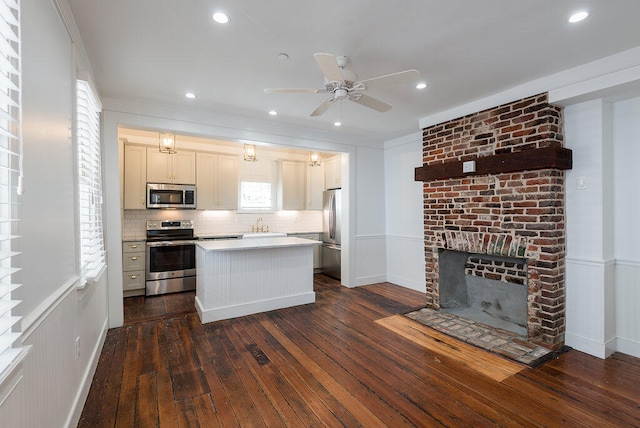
146, 241, 196, 281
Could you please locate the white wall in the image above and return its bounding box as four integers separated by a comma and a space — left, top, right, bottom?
353, 146, 387, 286
384, 133, 425, 292
612, 97, 640, 357
564, 99, 617, 358
0, 0, 109, 426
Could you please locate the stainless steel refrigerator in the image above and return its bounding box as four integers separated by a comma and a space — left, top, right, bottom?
322, 189, 341, 279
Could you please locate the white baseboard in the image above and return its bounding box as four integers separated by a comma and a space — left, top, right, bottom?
565, 332, 616, 359
612, 337, 640, 359
196, 292, 316, 323
352, 274, 387, 287
386, 275, 426, 293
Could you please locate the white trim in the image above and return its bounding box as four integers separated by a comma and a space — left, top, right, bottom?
383, 132, 422, 149
355, 234, 386, 240
0, 346, 29, 401
385, 234, 423, 242
21, 276, 79, 338
614, 259, 640, 268
66, 317, 108, 428
565, 257, 615, 267
612, 337, 640, 359
78, 263, 107, 290
565, 332, 615, 360
351, 274, 387, 287
196, 293, 315, 324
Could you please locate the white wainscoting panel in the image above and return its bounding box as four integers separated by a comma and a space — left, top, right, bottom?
353, 235, 387, 286
386, 235, 426, 292
565, 258, 616, 358
614, 260, 640, 358
0, 276, 109, 427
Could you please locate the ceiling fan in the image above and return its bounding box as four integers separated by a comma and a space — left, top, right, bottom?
264, 53, 420, 117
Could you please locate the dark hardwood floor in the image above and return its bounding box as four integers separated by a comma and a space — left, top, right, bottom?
79, 275, 640, 427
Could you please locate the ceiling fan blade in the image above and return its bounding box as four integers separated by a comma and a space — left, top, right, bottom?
357, 69, 420, 90
309, 97, 336, 117
313, 53, 345, 83
351, 94, 392, 112
264, 87, 322, 94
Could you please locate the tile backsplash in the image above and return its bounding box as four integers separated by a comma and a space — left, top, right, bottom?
122, 209, 322, 240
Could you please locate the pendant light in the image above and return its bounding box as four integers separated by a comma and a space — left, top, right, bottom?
244, 144, 257, 162
159, 132, 176, 154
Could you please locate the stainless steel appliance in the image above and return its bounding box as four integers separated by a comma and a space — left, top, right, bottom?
146, 220, 197, 296
147, 183, 196, 209
322, 189, 341, 279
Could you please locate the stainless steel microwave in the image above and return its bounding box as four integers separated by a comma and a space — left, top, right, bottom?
146, 183, 196, 209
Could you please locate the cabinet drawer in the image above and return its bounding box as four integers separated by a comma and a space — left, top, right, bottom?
123, 252, 145, 271
123, 241, 145, 253
123, 270, 145, 291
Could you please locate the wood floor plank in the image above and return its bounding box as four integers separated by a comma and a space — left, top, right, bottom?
375, 314, 525, 381
136, 372, 159, 427
80, 275, 640, 427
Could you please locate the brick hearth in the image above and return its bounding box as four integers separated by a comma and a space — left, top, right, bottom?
417, 93, 567, 349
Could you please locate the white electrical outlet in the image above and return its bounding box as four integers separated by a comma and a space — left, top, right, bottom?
576, 176, 587, 190
75, 337, 81, 359
463, 160, 476, 173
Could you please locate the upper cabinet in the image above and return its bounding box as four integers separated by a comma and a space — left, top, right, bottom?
324, 155, 341, 190
306, 163, 324, 210
278, 160, 306, 210
123, 145, 147, 209
196, 153, 238, 210
147, 149, 196, 184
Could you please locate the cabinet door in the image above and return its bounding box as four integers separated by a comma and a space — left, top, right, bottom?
196, 153, 217, 209
324, 155, 341, 190
281, 161, 305, 210
216, 154, 238, 210
172, 151, 196, 184
306, 163, 324, 210
146, 149, 172, 182
123, 145, 147, 209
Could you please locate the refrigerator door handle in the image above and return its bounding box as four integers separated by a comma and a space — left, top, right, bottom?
329, 193, 336, 240
322, 243, 341, 250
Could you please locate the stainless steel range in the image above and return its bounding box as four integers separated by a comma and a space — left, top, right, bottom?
145, 220, 197, 296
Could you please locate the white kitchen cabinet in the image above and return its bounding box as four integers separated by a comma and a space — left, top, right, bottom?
147, 148, 196, 184
123, 145, 147, 209
196, 152, 238, 210
306, 163, 324, 210
278, 160, 306, 210
324, 155, 341, 190
288, 233, 322, 269
123, 240, 145, 297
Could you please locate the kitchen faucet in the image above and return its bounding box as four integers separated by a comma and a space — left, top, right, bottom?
251, 217, 269, 233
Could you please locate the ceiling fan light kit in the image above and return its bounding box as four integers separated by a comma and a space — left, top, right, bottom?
264, 53, 420, 118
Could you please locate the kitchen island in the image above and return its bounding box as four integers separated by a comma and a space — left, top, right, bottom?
195, 237, 320, 323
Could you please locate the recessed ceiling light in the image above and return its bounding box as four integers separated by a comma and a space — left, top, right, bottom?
416, 82, 427, 90
268, 110, 278, 116
334, 121, 341, 127
277, 53, 289, 61
568, 10, 589, 23
213, 12, 230, 24
185, 92, 196, 99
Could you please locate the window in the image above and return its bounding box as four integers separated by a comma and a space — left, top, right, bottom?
0, 0, 27, 379
239, 179, 274, 212
76, 79, 105, 286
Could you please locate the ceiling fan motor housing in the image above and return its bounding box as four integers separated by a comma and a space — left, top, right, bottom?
334, 88, 348, 100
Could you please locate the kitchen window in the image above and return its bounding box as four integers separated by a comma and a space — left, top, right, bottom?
76, 79, 105, 287
239, 178, 275, 212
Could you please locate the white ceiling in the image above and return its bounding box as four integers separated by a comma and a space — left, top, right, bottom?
68, 0, 640, 144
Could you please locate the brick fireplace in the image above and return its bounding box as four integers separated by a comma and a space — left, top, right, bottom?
415, 93, 570, 349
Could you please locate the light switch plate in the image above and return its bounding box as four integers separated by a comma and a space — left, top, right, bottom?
576, 176, 587, 190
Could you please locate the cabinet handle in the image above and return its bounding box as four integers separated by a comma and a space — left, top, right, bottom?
130, 245, 138, 249
130, 275, 137, 279
131, 256, 138, 260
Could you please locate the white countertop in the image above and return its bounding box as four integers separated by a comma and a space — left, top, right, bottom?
197, 236, 321, 252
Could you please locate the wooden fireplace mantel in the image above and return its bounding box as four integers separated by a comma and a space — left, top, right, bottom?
414, 146, 572, 182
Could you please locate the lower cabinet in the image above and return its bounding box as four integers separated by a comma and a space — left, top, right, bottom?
288, 233, 322, 269
123, 240, 146, 297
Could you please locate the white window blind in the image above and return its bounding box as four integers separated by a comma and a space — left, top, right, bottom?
0, 0, 25, 377
76, 79, 105, 286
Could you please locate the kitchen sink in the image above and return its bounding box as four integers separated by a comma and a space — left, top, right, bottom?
242, 232, 287, 239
